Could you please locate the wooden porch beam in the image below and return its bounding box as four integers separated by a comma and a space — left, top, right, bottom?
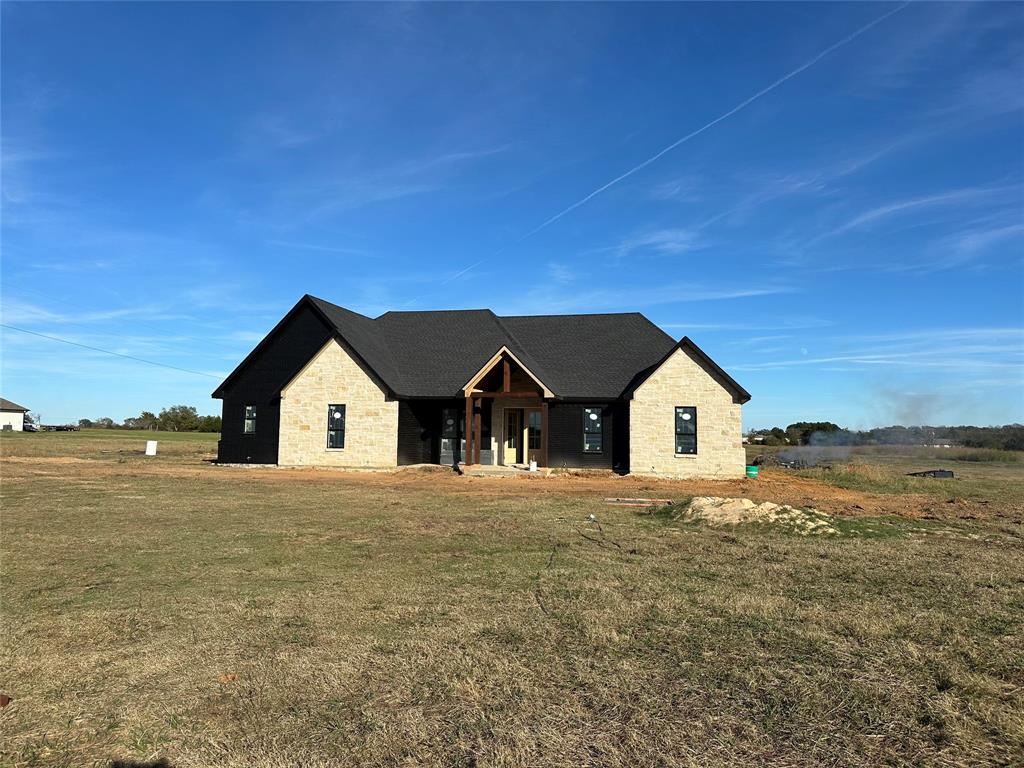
470, 391, 542, 399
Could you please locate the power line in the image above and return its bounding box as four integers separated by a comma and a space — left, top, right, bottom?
0, 323, 222, 379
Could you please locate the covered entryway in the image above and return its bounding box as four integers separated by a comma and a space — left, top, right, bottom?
500, 406, 544, 466
462, 347, 552, 468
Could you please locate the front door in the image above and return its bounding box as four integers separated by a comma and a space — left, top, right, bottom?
504, 408, 523, 464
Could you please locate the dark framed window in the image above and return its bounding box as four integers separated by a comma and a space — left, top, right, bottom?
243, 406, 256, 434
441, 408, 460, 440
675, 406, 697, 454
527, 410, 541, 449
327, 404, 346, 449
583, 407, 603, 452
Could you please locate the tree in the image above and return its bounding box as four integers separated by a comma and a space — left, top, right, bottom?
123, 411, 159, 430
785, 422, 841, 446
158, 405, 200, 432
78, 418, 95, 429
197, 414, 222, 433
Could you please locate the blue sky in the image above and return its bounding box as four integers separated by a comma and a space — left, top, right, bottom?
2, 2, 1022, 429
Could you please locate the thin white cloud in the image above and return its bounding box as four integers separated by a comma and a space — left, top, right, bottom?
661, 318, 834, 332
300, 145, 510, 219
650, 176, 702, 202
546, 262, 575, 284
0, 299, 186, 326
952, 223, 1024, 254
268, 239, 369, 256
822, 186, 1011, 240
609, 228, 704, 259
494, 282, 794, 315
245, 115, 326, 150
727, 326, 1024, 374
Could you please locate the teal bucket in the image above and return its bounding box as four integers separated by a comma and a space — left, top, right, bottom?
745, 465, 759, 479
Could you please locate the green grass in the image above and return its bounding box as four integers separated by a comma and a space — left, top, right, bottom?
2, 434, 1022, 767
1, 429, 218, 461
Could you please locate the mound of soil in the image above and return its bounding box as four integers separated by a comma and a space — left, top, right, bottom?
679, 496, 838, 535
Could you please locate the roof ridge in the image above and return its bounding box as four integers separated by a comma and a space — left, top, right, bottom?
499, 311, 647, 319
376, 308, 496, 318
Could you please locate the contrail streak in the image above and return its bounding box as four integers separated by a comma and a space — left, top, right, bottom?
521, 2, 911, 239
410, 2, 909, 304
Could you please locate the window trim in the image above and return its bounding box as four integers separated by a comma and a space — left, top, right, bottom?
243, 405, 256, 435
327, 403, 346, 450
674, 406, 697, 456
582, 406, 603, 453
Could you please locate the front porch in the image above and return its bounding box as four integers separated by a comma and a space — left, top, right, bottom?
463, 347, 551, 469
462, 463, 553, 477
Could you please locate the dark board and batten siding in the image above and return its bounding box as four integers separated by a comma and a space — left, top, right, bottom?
217, 305, 334, 464
397, 400, 440, 465
546, 402, 626, 472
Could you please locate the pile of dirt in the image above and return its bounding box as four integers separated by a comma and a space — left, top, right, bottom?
678, 496, 839, 535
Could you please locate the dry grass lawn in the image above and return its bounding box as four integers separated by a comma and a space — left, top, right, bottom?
2, 431, 1022, 767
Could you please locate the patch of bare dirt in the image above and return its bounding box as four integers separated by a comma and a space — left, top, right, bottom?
0, 455, 996, 520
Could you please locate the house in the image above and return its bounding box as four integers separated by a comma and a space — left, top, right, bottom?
0, 398, 30, 432
213, 295, 751, 478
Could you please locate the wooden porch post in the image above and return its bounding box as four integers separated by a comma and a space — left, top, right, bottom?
540, 400, 549, 468
503, 357, 511, 393
474, 399, 482, 465
464, 396, 473, 465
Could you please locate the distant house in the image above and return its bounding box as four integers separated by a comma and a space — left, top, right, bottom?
0, 398, 29, 432
213, 295, 751, 478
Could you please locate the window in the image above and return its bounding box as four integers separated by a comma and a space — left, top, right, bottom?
327, 404, 346, 449
244, 406, 256, 434
583, 407, 603, 452
527, 410, 541, 449
675, 406, 697, 454
441, 408, 459, 440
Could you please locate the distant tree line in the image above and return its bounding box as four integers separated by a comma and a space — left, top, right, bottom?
748, 423, 1024, 451
78, 405, 221, 433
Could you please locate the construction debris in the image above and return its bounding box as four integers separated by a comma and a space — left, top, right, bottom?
906, 469, 954, 478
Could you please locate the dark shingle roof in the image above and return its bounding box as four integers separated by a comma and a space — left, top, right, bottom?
0, 398, 29, 412
217, 295, 750, 402
309, 295, 749, 401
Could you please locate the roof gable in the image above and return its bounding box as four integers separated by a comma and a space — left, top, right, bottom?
623, 337, 751, 404
462, 346, 555, 398
0, 398, 29, 412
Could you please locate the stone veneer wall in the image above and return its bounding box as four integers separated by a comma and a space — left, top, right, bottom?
278, 339, 398, 467
629, 347, 744, 479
